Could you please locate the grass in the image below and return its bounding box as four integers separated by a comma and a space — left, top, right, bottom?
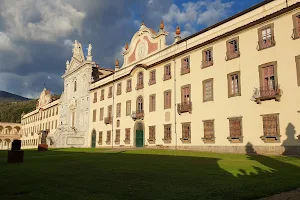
0, 148, 299, 200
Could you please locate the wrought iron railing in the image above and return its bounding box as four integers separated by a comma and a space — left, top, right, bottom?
177, 102, 192, 114
252, 85, 282, 103
104, 116, 112, 125
131, 110, 144, 120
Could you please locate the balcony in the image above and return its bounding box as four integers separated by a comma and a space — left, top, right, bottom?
104, 116, 112, 125
136, 83, 144, 90
177, 102, 192, 114
201, 60, 213, 68
181, 67, 190, 75
126, 87, 132, 93
292, 28, 300, 40
252, 85, 282, 104
225, 51, 240, 61
163, 74, 171, 81
131, 110, 144, 120
148, 79, 156, 86
257, 36, 276, 50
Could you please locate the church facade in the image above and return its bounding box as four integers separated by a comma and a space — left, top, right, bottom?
20, 0, 300, 154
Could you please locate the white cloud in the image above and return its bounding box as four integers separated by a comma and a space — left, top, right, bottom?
63, 39, 74, 49
0, 0, 86, 43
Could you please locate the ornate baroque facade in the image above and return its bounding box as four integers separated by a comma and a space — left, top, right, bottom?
19, 0, 300, 154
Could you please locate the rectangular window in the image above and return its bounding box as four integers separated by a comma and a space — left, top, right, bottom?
164, 64, 171, 80
106, 131, 111, 143
117, 83, 122, 95
164, 90, 171, 109
56, 107, 58, 115
228, 117, 243, 143
258, 24, 275, 50
100, 107, 104, 121
149, 70, 156, 85
149, 94, 156, 112
126, 100, 131, 116
181, 85, 191, 103
202, 48, 213, 68
126, 79, 132, 92
115, 130, 120, 144
55, 120, 57, 128
149, 126, 155, 141
181, 56, 190, 75
226, 37, 240, 60
125, 128, 130, 143
51, 121, 53, 130
116, 103, 121, 118
181, 123, 191, 141
163, 124, 171, 142
295, 55, 300, 86
293, 13, 300, 39
52, 108, 54, 116
93, 109, 96, 122
108, 105, 112, 117
227, 71, 241, 97
93, 92, 97, 103
203, 120, 215, 142
203, 78, 213, 102
261, 114, 280, 141
100, 89, 104, 100
108, 86, 113, 98
98, 131, 103, 144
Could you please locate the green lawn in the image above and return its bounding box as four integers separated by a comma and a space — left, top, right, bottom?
0, 148, 299, 200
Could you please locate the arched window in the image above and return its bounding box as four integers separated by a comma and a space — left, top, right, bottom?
137, 96, 143, 113
74, 81, 77, 92
138, 72, 143, 86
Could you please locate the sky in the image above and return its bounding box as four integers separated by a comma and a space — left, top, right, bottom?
0, 0, 264, 98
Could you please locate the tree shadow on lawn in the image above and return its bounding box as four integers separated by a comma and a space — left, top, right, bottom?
0, 148, 300, 200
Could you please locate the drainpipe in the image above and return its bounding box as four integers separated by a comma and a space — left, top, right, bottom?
173, 56, 177, 150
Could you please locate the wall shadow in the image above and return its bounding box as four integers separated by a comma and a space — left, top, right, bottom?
282, 123, 300, 156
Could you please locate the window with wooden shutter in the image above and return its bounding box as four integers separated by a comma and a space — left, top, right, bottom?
126, 100, 131, 116
149, 70, 156, 85
261, 114, 280, 143
164, 90, 171, 109
227, 71, 241, 97
164, 64, 171, 80
100, 89, 104, 100
181, 56, 190, 75
108, 105, 112, 117
123, 128, 130, 144
136, 72, 144, 90
202, 120, 215, 143
203, 78, 213, 102
108, 86, 113, 98
295, 55, 300, 87
98, 131, 103, 144
181, 123, 191, 143
202, 48, 213, 68
106, 131, 111, 143
116, 103, 121, 118
93, 109, 96, 122
228, 117, 243, 143
117, 83, 122, 95
292, 13, 300, 39
100, 107, 104, 121
163, 124, 171, 143
93, 92, 97, 103
226, 37, 240, 60
258, 24, 275, 50
126, 79, 132, 92
149, 94, 156, 112
148, 126, 155, 144
115, 130, 120, 144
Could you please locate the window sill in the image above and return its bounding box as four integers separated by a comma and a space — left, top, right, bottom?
162, 138, 172, 144
114, 141, 120, 145
202, 137, 215, 144
228, 94, 241, 98
226, 52, 240, 61
148, 81, 156, 86
180, 138, 191, 144
105, 141, 111, 145
147, 139, 156, 144
201, 61, 214, 69
227, 136, 243, 143
124, 139, 130, 144
126, 88, 132, 93
260, 135, 281, 143
203, 98, 213, 103
257, 44, 275, 51
163, 75, 172, 81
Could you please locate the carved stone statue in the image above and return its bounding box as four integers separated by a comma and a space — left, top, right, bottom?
88, 44, 92, 56
66, 60, 70, 69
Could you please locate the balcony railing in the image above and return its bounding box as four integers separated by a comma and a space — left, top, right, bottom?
257, 36, 276, 50
177, 102, 192, 114
202, 60, 213, 68
136, 83, 144, 90
131, 110, 144, 120
292, 28, 300, 39
252, 85, 282, 104
163, 74, 171, 81
225, 51, 240, 61
181, 67, 190, 75
104, 116, 112, 125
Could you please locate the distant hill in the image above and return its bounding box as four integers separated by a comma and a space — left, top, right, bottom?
0, 90, 30, 102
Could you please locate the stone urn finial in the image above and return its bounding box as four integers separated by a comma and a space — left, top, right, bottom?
176, 26, 181, 35
160, 21, 164, 30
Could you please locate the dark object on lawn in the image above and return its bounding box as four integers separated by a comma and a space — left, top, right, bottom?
38, 144, 48, 151
7, 139, 24, 163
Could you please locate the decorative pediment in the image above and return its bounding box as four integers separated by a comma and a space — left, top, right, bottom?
65, 40, 86, 73
37, 88, 52, 108
122, 23, 168, 68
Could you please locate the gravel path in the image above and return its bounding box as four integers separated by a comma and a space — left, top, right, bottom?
259, 188, 300, 200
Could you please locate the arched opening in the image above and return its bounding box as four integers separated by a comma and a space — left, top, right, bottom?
134, 121, 144, 147
91, 129, 96, 148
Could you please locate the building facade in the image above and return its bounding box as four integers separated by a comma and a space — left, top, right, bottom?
18, 0, 300, 154
89, 0, 300, 154
0, 122, 21, 150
